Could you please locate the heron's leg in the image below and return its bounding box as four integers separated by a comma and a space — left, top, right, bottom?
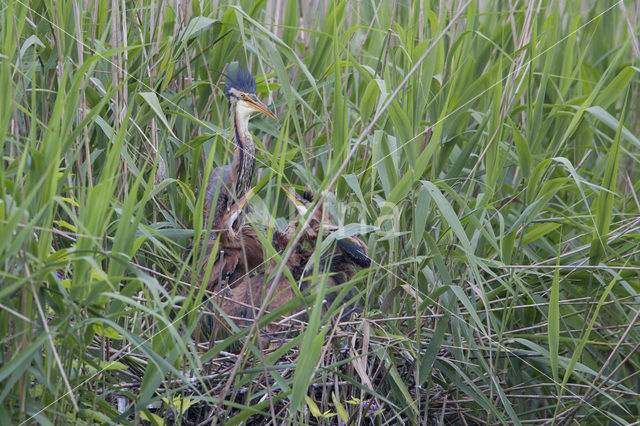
224, 277, 232, 297
217, 249, 226, 292
217, 250, 233, 296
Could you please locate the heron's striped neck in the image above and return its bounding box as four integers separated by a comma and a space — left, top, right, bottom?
230, 104, 255, 203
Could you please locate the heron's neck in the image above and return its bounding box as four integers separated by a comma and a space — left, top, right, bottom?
230, 106, 255, 202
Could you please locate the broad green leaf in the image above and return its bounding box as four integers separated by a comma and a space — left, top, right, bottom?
342, 173, 367, 211
420, 181, 472, 253
177, 17, 218, 41
589, 92, 627, 264
360, 79, 379, 123
523, 222, 560, 245
137, 92, 177, 139
419, 313, 449, 384
548, 256, 561, 392
411, 187, 430, 248
305, 396, 322, 418
332, 392, 349, 423
511, 119, 532, 178
584, 106, 640, 149
593, 66, 638, 110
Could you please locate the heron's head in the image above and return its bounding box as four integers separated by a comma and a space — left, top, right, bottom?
281, 184, 312, 217
281, 184, 328, 227
224, 65, 276, 121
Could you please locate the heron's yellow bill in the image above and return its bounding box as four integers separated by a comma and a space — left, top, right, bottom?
247, 94, 277, 120
237, 186, 256, 209
280, 184, 305, 207
281, 184, 311, 217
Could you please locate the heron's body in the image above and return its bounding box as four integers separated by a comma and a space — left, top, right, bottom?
196, 223, 264, 289
186, 64, 276, 302
197, 206, 313, 293
201, 65, 275, 228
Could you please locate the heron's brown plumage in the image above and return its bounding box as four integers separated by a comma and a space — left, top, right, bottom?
196, 184, 371, 341
280, 186, 371, 316
212, 268, 297, 336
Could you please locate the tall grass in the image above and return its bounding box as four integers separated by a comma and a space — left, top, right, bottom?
1, 0, 639, 424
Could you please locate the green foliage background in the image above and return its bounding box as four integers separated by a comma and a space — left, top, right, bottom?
1, 0, 639, 423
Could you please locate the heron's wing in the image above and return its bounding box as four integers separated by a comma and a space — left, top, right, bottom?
337, 237, 371, 268
182, 236, 217, 264
204, 165, 232, 225
186, 238, 237, 289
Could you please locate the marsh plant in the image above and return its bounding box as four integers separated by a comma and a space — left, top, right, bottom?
1, 0, 639, 424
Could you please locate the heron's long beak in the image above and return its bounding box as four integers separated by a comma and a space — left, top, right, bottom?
281, 184, 301, 206
281, 184, 308, 216
228, 187, 256, 229
237, 186, 255, 209
248, 94, 277, 119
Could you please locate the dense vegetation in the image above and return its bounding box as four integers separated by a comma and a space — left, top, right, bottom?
1, 0, 639, 423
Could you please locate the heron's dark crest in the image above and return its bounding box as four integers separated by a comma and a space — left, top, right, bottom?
225, 67, 257, 99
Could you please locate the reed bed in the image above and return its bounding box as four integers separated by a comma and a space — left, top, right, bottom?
1, 0, 639, 424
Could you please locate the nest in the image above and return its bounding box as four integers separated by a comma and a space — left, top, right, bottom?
103, 302, 510, 425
